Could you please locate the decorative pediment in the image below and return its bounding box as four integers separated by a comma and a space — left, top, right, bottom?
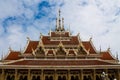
34, 37, 45, 56
56, 42, 66, 55
77, 43, 87, 55
35, 46, 45, 55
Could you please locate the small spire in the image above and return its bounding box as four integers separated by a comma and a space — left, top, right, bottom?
55, 9, 62, 31
116, 52, 119, 60
59, 9, 61, 18
1, 51, 3, 60
69, 24, 71, 35
61, 18, 65, 31
58, 9, 61, 31
77, 33, 80, 36
55, 18, 58, 31
99, 45, 101, 53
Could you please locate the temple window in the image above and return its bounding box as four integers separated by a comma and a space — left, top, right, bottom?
45, 76, 53, 80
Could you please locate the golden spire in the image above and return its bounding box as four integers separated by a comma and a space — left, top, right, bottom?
56, 9, 63, 31
58, 9, 61, 31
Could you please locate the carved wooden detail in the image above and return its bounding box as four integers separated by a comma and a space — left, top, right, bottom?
77, 45, 87, 55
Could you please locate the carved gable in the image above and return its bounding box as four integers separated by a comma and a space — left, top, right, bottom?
56, 42, 66, 55
77, 45, 87, 55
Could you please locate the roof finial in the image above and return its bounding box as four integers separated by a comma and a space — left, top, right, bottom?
89, 37, 92, 41
9, 46, 12, 51
55, 18, 58, 31
58, 9, 61, 31
59, 9, 61, 18
107, 47, 110, 51
61, 18, 65, 31
99, 45, 101, 53
55, 9, 62, 31
116, 52, 119, 60
27, 37, 30, 41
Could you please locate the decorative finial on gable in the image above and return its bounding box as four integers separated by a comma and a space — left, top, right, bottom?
77, 33, 80, 36
9, 46, 12, 51
89, 37, 92, 41
99, 45, 101, 53
27, 37, 30, 41
61, 17, 65, 31
107, 47, 110, 51
116, 52, 119, 60
40, 33, 43, 38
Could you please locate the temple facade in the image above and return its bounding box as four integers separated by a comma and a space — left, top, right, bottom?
0, 10, 120, 80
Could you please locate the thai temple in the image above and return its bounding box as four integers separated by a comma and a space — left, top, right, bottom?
0, 10, 120, 80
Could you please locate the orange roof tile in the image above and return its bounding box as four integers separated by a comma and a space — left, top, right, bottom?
100, 51, 115, 60
7, 59, 114, 66
82, 41, 96, 54
5, 51, 21, 60
24, 41, 39, 54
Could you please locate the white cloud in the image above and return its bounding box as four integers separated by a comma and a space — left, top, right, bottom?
59, 0, 120, 58
0, 0, 120, 59
0, 25, 4, 36
0, 0, 23, 19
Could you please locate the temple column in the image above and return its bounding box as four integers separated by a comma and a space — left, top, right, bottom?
80, 69, 83, 80
15, 69, 17, 80
118, 69, 120, 80
93, 69, 96, 80
1, 69, 4, 80
41, 69, 44, 80
28, 69, 30, 80
68, 69, 70, 80
116, 69, 119, 80
55, 69, 57, 80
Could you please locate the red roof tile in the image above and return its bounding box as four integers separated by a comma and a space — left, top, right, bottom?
100, 51, 115, 60
82, 41, 96, 54
5, 51, 21, 60
42, 36, 79, 45
24, 41, 39, 54
7, 59, 114, 66
51, 32, 70, 37
68, 50, 76, 55
47, 50, 54, 55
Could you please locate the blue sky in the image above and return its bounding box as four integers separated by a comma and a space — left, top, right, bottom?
0, 0, 120, 59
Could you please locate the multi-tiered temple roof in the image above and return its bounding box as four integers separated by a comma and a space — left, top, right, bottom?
2, 10, 119, 68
